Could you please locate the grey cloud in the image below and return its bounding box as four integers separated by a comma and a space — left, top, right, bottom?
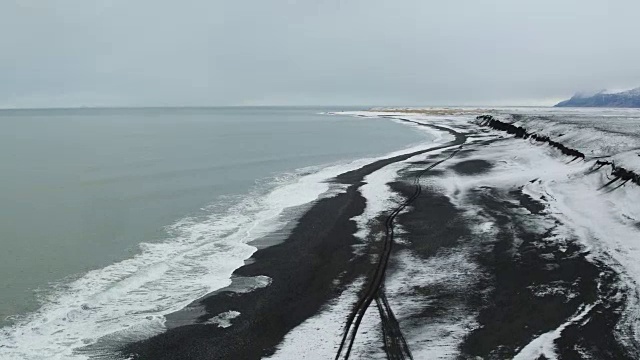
1, 0, 639, 107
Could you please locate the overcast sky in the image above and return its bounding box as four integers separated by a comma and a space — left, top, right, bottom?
1, 0, 639, 108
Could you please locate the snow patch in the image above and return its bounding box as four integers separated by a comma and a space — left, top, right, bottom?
513, 304, 595, 360
266, 278, 385, 360
204, 311, 241, 328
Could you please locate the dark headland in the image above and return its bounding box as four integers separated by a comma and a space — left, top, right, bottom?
555, 87, 640, 107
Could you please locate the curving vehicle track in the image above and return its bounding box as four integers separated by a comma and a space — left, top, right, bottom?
335, 120, 463, 360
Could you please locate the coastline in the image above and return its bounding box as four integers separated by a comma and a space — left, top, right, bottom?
0, 108, 435, 360
123, 124, 467, 360
125, 109, 640, 359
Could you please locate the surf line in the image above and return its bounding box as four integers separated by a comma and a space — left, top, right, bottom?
335, 142, 464, 360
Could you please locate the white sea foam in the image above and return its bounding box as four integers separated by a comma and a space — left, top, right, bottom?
0, 169, 323, 359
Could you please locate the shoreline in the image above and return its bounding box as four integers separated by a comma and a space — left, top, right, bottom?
3, 108, 640, 359
127, 110, 640, 359
123, 125, 467, 359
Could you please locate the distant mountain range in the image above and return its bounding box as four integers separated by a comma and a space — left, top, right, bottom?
555, 87, 640, 108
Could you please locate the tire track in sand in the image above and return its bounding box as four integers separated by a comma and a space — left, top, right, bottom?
336, 118, 463, 359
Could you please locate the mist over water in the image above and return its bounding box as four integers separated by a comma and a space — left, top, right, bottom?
0, 106, 427, 326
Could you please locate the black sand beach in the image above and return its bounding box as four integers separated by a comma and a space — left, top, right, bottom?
123, 125, 466, 360
123, 115, 640, 360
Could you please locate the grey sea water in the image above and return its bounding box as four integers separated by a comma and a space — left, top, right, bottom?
0, 106, 426, 326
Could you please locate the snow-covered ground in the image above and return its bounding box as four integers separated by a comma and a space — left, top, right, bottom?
502, 107, 640, 170
264, 108, 640, 359
329, 109, 640, 358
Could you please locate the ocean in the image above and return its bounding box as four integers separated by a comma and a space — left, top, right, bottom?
0, 106, 430, 358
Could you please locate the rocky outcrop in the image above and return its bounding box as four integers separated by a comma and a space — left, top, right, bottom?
594, 160, 640, 186
476, 115, 585, 159
477, 115, 640, 187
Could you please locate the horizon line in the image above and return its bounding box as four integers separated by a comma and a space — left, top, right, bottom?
0, 104, 558, 112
